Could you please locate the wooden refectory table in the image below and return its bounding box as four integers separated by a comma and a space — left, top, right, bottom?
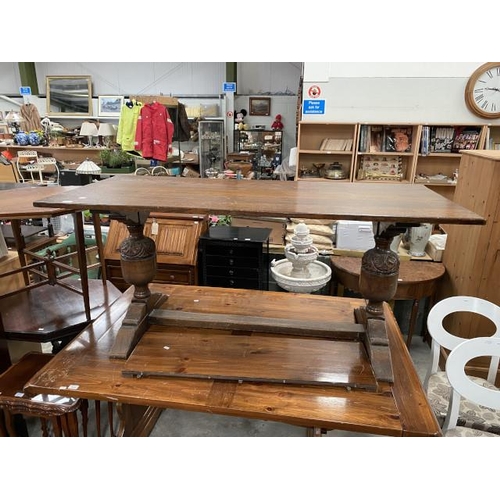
28, 176, 484, 435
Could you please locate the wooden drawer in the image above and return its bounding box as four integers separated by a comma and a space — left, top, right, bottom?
105, 260, 197, 291
155, 266, 194, 285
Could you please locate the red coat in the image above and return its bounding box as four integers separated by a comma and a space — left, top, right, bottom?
134, 102, 174, 161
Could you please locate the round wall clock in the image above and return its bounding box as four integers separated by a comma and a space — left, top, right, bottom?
465, 62, 500, 119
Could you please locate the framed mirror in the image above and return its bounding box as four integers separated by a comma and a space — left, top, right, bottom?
46, 75, 93, 116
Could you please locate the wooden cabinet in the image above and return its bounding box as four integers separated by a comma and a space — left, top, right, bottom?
198, 226, 271, 290
296, 122, 358, 181
437, 150, 500, 379
104, 213, 208, 292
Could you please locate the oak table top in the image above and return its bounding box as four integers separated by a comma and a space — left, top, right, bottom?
32, 175, 485, 225
25, 284, 442, 437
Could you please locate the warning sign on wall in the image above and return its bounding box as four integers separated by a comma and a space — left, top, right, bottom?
308, 85, 321, 98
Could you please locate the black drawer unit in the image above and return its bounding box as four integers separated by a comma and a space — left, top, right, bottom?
199, 226, 271, 290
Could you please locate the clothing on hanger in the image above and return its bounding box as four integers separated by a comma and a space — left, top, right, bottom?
134, 101, 174, 162
171, 103, 191, 142
20, 103, 42, 132
117, 100, 143, 151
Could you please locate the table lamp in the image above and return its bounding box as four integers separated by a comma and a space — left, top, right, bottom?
98, 122, 116, 148
76, 157, 102, 184
80, 122, 99, 147
5, 110, 24, 134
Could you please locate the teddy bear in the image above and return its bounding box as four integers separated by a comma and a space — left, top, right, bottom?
234, 109, 248, 130
271, 114, 283, 130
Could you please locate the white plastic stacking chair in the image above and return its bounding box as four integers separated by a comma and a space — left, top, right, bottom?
424, 295, 500, 434
443, 337, 500, 437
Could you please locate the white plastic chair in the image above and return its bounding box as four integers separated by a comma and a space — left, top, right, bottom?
424, 295, 500, 433
443, 337, 500, 437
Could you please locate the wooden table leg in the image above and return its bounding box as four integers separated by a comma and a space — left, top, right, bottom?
109, 213, 167, 360
406, 299, 420, 348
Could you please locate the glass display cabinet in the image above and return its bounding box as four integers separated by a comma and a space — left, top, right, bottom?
199, 120, 225, 178
234, 129, 283, 179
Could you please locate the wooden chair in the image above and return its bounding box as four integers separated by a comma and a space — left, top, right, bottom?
424, 295, 500, 434
0, 352, 88, 436
443, 337, 500, 437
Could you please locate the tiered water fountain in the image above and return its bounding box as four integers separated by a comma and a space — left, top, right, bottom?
271, 222, 332, 293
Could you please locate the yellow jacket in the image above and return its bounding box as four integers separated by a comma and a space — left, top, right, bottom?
117, 100, 143, 151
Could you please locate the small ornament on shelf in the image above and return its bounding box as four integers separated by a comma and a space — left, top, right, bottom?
271, 114, 283, 130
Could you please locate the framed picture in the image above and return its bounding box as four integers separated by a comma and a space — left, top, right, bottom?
0, 124, 10, 135
98, 95, 124, 117
249, 97, 271, 116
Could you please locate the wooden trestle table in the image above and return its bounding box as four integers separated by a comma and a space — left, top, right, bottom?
26, 176, 484, 436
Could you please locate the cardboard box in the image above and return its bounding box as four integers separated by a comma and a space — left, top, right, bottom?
336, 221, 375, 251
423, 226, 447, 262
425, 236, 447, 262
231, 217, 286, 246
182, 166, 200, 178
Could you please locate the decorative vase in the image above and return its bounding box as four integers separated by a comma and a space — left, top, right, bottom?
28, 132, 40, 146
15, 132, 29, 146
409, 223, 433, 257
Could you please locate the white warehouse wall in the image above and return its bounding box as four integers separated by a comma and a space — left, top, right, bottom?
302, 62, 499, 125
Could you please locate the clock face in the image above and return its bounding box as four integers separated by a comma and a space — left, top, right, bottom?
465, 62, 500, 119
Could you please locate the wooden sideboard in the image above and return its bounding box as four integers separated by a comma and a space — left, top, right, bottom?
104, 213, 208, 291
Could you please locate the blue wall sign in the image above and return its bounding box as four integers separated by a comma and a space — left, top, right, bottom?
223, 82, 236, 93
19, 86, 32, 95
303, 99, 325, 115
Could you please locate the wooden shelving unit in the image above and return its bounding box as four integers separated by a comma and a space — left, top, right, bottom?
353, 123, 420, 184
414, 123, 488, 200
295, 122, 358, 181
295, 122, 496, 200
